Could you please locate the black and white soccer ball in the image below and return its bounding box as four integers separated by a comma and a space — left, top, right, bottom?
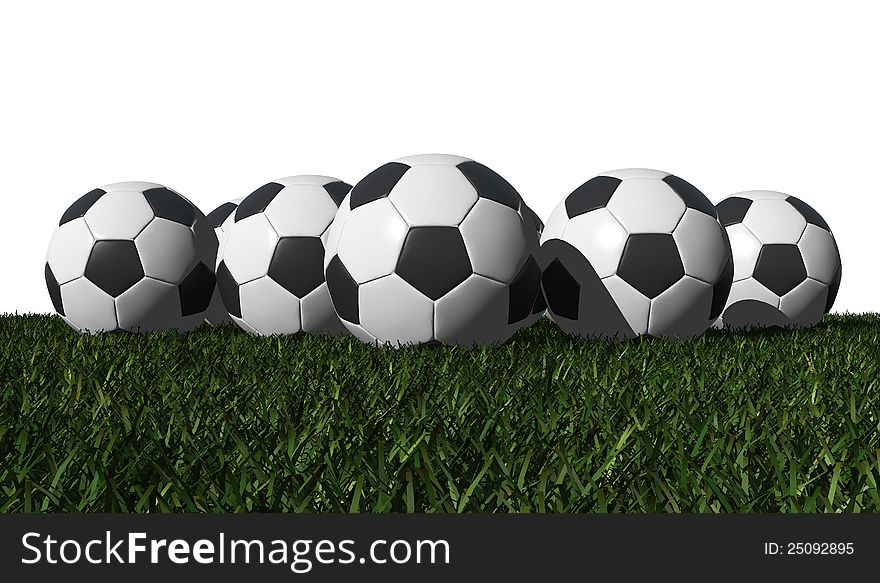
203, 197, 244, 326
539, 169, 733, 339
714, 190, 841, 329
215, 176, 351, 335
323, 154, 543, 347
45, 182, 218, 333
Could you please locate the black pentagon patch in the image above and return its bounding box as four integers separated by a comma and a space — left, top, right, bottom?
397, 227, 472, 301
786, 196, 830, 232
722, 300, 790, 330
205, 202, 238, 229
542, 259, 579, 320
565, 176, 621, 218
85, 240, 144, 297
268, 237, 326, 298
662, 175, 716, 217
323, 181, 352, 207
60, 188, 105, 226
143, 187, 197, 226
538, 239, 584, 322
824, 263, 841, 314
618, 234, 684, 299
178, 262, 215, 316
350, 163, 409, 210
325, 255, 359, 324
716, 197, 752, 226
753, 244, 807, 296
236, 182, 285, 222
45, 263, 64, 316
215, 260, 241, 318
456, 161, 520, 210
508, 255, 542, 324
710, 229, 734, 321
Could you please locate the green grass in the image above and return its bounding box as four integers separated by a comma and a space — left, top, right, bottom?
1, 313, 879, 513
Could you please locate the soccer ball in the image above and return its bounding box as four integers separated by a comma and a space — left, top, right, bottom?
539, 169, 733, 339
45, 181, 217, 333
215, 176, 351, 335
323, 154, 542, 347
714, 190, 841, 329
203, 197, 244, 326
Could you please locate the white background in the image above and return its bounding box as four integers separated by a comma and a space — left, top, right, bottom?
1, 0, 877, 314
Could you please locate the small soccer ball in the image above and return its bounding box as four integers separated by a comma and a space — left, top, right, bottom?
203, 197, 244, 326
45, 182, 218, 333
323, 154, 542, 347
215, 176, 351, 335
540, 169, 733, 339
715, 190, 841, 329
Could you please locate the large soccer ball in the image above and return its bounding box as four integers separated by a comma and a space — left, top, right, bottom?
215, 176, 351, 335
323, 154, 543, 347
539, 169, 733, 339
45, 181, 218, 333
714, 190, 841, 329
